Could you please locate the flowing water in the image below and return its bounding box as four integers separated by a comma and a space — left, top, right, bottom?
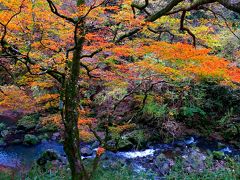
0, 141, 64, 168
0, 136, 239, 169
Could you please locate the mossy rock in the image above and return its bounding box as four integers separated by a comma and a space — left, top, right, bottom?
38, 133, 49, 141
117, 139, 133, 151
17, 114, 39, 130
217, 142, 226, 149
24, 134, 39, 145
213, 151, 225, 160
37, 150, 59, 167
0, 130, 9, 138
37, 123, 58, 133
155, 153, 168, 166
105, 140, 117, 151
0, 123, 6, 131
11, 139, 22, 145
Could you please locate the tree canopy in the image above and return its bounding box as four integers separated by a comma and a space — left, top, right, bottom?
0, 0, 240, 179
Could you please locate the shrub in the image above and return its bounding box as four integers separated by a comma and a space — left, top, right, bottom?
167, 156, 240, 180
17, 114, 39, 130
23, 134, 39, 145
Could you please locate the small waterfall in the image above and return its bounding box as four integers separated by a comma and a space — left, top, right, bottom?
116, 149, 155, 158
221, 147, 232, 153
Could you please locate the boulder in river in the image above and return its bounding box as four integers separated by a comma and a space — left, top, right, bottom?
37, 149, 60, 168
51, 132, 60, 141
23, 134, 39, 145
80, 147, 93, 156
38, 133, 49, 141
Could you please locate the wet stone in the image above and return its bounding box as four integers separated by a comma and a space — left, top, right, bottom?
80, 147, 93, 156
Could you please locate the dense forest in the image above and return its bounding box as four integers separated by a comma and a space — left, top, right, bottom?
0, 0, 240, 179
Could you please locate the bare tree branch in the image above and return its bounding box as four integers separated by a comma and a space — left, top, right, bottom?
148, 27, 175, 42
131, 0, 150, 17
0, 63, 14, 80
0, 1, 24, 50
180, 11, 196, 47
115, 27, 141, 43
146, 0, 183, 22
46, 0, 76, 24
80, 48, 103, 59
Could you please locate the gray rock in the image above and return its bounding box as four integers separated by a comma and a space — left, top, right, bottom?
0, 123, 6, 131
81, 147, 93, 156
60, 156, 68, 165
1, 130, 9, 138
51, 132, 60, 141
155, 153, 174, 175
182, 148, 206, 172
106, 140, 116, 150
101, 159, 124, 170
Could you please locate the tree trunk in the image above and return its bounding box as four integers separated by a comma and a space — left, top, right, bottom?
62, 16, 88, 179
61, 0, 90, 179
63, 42, 88, 179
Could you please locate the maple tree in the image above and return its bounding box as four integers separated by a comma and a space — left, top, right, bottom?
0, 0, 240, 179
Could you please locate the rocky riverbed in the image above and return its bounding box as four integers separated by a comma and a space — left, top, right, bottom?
0, 112, 240, 178
0, 136, 239, 177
